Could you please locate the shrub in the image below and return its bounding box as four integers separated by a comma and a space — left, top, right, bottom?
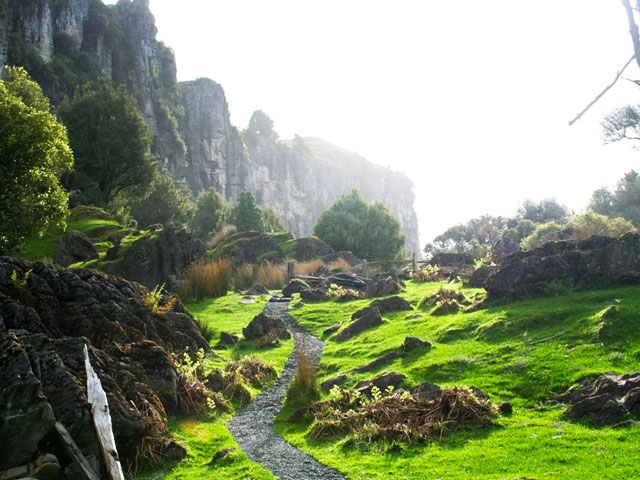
327, 283, 361, 302
411, 265, 441, 282
141, 284, 178, 314
419, 282, 467, 310
179, 259, 232, 301
234, 263, 255, 291
258, 262, 287, 289
285, 346, 320, 408
226, 356, 277, 388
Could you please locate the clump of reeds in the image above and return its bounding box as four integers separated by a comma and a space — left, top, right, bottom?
295, 259, 326, 275
179, 259, 232, 301
208, 224, 237, 249
258, 262, 287, 289
285, 345, 320, 408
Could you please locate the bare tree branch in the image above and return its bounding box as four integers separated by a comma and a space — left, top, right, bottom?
623, 0, 640, 68
568, 55, 635, 126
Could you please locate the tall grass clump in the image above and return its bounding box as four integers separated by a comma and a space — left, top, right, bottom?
234, 263, 255, 291
259, 262, 287, 289
285, 345, 320, 408
326, 257, 352, 271
179, 259, 232, 302
208, 224, 237, 250
295, 259, 325, 275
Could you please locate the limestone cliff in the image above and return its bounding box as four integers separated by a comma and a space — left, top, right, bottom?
1, 0, 421, 254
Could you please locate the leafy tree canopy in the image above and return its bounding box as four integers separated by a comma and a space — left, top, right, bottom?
314, 188, 405, 261
232, 191, 263, 232
589, 170, 640, 226
188, 188, 232, 241
61, 82, 156, 206
129, 168, 194, 229
0, 67, 73, 252
516, 198, 570, 224
244, 110, 278, 146
261, 207, 286, 233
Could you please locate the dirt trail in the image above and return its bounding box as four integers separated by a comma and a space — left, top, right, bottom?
227, 301, 348, 480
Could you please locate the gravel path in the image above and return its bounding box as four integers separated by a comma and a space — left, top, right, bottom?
227, 301, 348, 480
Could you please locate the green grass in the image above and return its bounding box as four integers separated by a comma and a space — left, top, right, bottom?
272, 281, 640, 479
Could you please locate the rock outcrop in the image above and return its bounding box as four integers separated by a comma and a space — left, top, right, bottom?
485, 234, 640, 298
105, 225, 207, 290
1, 0, 421, 255
0, 257, 209, 472
53, 230, 99, 267
214, 231, 285, 267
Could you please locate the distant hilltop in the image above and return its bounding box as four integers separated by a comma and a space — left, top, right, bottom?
0, 0, 420, 254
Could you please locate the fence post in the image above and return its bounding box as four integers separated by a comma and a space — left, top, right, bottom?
287, 260, 296, 281
252, 264, 259, 285
363, 259, 368, 278
412, 253, 418, 272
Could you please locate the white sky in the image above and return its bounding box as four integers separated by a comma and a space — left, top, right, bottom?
107, 0, 640, 247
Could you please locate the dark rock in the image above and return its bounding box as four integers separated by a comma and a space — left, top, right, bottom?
333, 307, 383, 341
300, 288, 328, 302
467, 264, 496, 288
354, 371, 406, 396
469, 386, 489, 401
282, 278, 311, 297
430, 252, 474, 267
320, 374, 348, 393
323, 322, 342, 336
285, 407, 310, 423
622, 388, 640, 415
365, 272, 405, 298
290, 301, 304, 310
53, 230, 99, 267
0, 257, 203, 471
498, 401, 513, 415
239, 296, 256, 304
402, 336, 431, 353
491, 238, 521, 262
246, 284, 270, 295
287, 237, 334, 261
208, 447, 235, 465
369, 296, 412, 313
312, 265, 331, 277
0, 332, 55, 469
215, 231, 285, 267
205, 369, 226, 392
485, 234, 640, 299
405, 313, 425, 319
105, 225, 207, 291
593, 399, 627, 426
409, 381, 443, 401
565, 394, 612, 420
220, 331, 239, 345
322, 251, 361, 268
242, 313, 291, 340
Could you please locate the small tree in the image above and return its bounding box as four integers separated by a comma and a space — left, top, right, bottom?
61, 83, 156, 206
261, 207, 286, 233
0, 67, 73, 252
314, 188, 405, 261
188, 188, 232, 241
233, 191, 263, 232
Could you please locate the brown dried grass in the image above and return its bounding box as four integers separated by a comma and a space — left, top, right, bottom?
285, 345, 320, 408
259, 262, 287, 289
234, 263, 255, 291
179, 259, 232, 301
327, 257, 352, 271
295, 259, 326, 275
208, 224, 237, 249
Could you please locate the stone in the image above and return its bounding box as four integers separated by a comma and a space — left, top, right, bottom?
402, 336, 431, 353
105, 225, 207, 291
286, 237, 334, 261
53, 230, 99, 267
333, 307, 383, 341
220, 331, 239, 345
239, 296, 256, 304
313, 265, 331, 277
320, 374, 348, 393
405, 313, 425, 319
209, 447, 235, 465
469, 386, 490, 401
564, 394, 612, 420
205, 369, 226, 392
621, 387, 640, 415
246, 284, 270, 295
365, 272, 405, 299
215, 231, 285, 267
282, 278, 311, 297
354, 371, 406, 396
409, 382, 443, 401
491, 238, 521, 262
242, 313, 291, 341
369, 296, 412, 313
430, 252, 474, 267
300, 288, 328, 302
290, 301, 304, 310
498, 401, 513, 415
322, 322, 342, 336
467, 264, 496, 288
592, 399, 628, 426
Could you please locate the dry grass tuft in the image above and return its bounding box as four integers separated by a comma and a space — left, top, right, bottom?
259, 262, 287, 289
327, 257, 352, 271
233, 263, 255, 291
179, 259, 232, 302
295, 259, 325, 275
285, 345, 320, 408
226, 355, 277, 388
208, 224, 237, 250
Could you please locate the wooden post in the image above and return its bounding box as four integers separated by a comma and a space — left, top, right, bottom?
53, 422, 100, 480
84, 345, 125, 480
412, 253, 418, 272
252, 264, 260, 285
363, 260, 368, 278
287, 260, 296, 281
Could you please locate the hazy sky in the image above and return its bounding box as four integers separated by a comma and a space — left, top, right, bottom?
107, 0, 640, 247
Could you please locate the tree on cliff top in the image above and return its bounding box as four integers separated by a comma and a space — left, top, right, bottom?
61, 82, 156, 206
0, 67, 73, 253
314, 188, 405, 261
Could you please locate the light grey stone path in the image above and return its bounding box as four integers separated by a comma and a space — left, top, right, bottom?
227, 301, 348, 480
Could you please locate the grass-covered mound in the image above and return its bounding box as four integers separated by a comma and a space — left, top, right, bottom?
274, 280, 640, 479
